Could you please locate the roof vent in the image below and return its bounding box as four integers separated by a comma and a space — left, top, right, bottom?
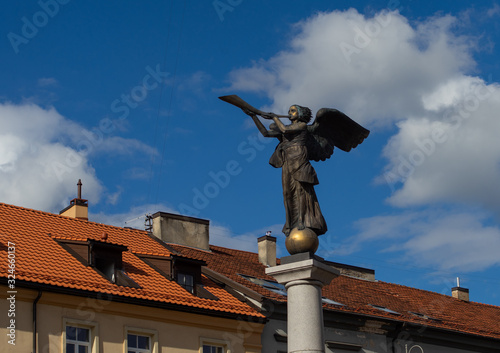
59, 179, 88, 221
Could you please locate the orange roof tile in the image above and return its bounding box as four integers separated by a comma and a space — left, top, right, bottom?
0, 203, 262, 319
168, 243, 500, 341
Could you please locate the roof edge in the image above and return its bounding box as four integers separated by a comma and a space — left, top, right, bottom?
1, 279, 265, 321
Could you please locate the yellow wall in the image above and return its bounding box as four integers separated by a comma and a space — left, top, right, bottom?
0, 285, 263, 353
60, 204, 88, 220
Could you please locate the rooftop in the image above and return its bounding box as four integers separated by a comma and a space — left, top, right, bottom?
0, 202, 262, 319
168, 243, 500, 341
1, 201, 499, 341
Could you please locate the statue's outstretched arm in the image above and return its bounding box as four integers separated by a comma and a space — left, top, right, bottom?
244, 110, 280, 138
272, 116, 306, 133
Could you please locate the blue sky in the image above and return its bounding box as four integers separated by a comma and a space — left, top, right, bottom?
1, 1, 500, 306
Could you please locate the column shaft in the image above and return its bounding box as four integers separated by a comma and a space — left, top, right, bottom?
287, 279, 324, 353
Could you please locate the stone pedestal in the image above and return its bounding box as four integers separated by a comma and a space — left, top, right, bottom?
266, 253, 339, 353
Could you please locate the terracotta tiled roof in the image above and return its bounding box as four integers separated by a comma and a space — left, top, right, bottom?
2, 201, 499, 339
168, 244, 500, 340
0, 203, 262, 318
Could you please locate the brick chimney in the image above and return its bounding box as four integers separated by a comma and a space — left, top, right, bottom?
151, 212, 210, 251
258, 232, 276, 267
452, 277, 469, 301
452, 287, 470, 301
59, 179, 88, 221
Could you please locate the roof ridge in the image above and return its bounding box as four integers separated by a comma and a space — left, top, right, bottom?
375, 279, 500, 309
0, 202, 148, 234
209, 244, 259, 256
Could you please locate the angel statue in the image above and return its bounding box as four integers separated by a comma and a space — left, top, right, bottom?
219, 95, 369, 254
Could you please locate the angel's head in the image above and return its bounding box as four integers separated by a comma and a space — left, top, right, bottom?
289, 105, 312, 123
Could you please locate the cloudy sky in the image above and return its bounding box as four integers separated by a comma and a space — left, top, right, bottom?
2, 1, 500, 305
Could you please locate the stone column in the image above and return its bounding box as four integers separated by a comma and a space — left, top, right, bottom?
266, 253, 339, 353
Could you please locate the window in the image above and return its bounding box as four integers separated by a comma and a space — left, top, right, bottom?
125, 327, 158, 353
66, 326, 90, 353
128, 333, 151, 353
178, 273, 194, 293
239, 274, 287, 296
200, 338, 229, 353
408, 311, 441, 322
203, 344, 224, 353
88, 239, 127, 283
321, 297, 345, 307
63, 319, 98, 353
368, 304, 401, 315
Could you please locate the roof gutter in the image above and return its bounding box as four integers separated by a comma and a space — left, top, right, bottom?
32, 291, 42, 353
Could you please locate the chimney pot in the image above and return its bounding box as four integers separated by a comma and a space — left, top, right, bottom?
59, 179, 88, 221
77, 179, 83, 199
258, 233, 277, 267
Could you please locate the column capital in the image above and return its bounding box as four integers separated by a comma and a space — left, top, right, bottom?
266, 255, 339, 286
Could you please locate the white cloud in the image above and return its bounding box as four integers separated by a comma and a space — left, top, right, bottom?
226, 9, 474, 126
123, 167, 150, 180
487, 3, 500, 17
227, 8, 500, 215
209, 223, 259, 252
106, 186, 123, 205
37, 77, 58, 87
209, 222, 283, 254
421, 76, 486, 111
225, 8, 500, 274
342, 210, 500, 273
91, 203, 175, 229
0, 102, 156, 213
402, 213, 500, 272
382, 79, 500, 212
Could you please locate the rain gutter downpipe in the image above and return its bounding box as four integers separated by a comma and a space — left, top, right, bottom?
33, 291, 42, 353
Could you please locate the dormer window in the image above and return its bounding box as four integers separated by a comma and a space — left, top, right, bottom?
56, 238, 139, 288
169, 256, 217, 299
173, 256, 204, 294
177, 273, 195, 293
138, 254, 217, 299
89, 239, 127, 283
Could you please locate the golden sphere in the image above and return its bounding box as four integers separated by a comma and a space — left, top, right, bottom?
285, 227, 319, 255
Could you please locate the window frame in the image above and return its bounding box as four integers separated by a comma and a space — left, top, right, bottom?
124, 327, 158, 353
63, 318, 99, 353
177, 272, 195, 293
200, 338, 230, 353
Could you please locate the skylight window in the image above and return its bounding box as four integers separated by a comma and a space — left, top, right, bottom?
321, 297, 345, 306
239, 274, 287, 296
409, 311, 441, 322
369, 304, 401, 315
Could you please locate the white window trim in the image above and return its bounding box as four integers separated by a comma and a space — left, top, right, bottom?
124, 326, 159, 353
200, 337, 231, 353
63, 317, 99, 353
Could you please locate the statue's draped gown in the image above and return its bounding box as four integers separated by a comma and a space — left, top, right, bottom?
269, 128, 327, 236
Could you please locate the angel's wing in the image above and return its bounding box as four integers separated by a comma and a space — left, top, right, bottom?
307, 108, 370, 162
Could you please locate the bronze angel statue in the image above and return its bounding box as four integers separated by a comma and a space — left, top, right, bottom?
219, 95, 369, 254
